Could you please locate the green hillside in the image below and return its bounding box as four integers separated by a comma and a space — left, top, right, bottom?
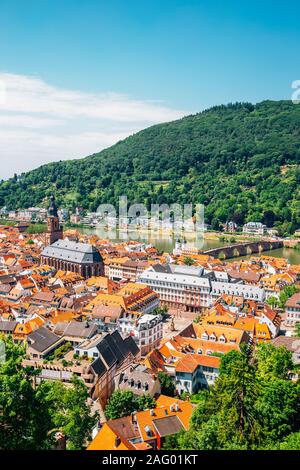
1, 100, 300, 234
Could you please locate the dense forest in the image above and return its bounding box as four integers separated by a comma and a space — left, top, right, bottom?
0, 100, 299, 234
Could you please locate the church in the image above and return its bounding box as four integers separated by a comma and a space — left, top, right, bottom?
41, 196, 104, 279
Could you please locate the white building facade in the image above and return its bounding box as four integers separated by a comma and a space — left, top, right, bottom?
139, 264, 265, 312
133, 314, 164, 356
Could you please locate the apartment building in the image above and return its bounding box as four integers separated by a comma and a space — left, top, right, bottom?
210, 280, 265, 302
139, 264, 265, 312
115, 364, 161, 397
91, 330, 140, 406
133, 314, 164, 356
88, 395, 194, 451
105, 257, 149, 282
139, 264, 211, 312
85, 283, 159, 317
242, 222, 267, 235
175, 354, 220, 394
284, 293, 300, 327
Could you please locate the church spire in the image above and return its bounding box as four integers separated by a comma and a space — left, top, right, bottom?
48, 194, 58, 218
47, 195, 63, 245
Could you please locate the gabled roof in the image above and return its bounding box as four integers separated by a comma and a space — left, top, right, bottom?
28, 326, 62, 352
54, 321, 98, 338
31, 291, 56, 303
108, 416, 140, 441
285, 292, 300, 308
88, 395, 194, 450
272, 336, 300, 352
176, 353, 220, 373
0, 320, 17, 332
41, 240, 103, 264
123, 335, 140, 357
254, 323, 271, 340
91, 331, 140, 375
193, 322, 247, 344
0, 284, 13, 293
106, 330, 129, 362
87, 422, 136, 451
91, 304, 123, 321
96, 339, 117, 368
152, 415, 184, 437
13, 316, 44, 336
91, 357, 107, 377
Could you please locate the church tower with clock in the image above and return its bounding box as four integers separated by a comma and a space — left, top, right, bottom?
47, 195, 63, 245
42, 195, 103, 278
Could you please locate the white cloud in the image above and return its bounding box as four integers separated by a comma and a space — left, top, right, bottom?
0, 114, 63, 128
0, 72, 188, 179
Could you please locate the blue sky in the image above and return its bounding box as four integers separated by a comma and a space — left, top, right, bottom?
0, 0, 299, 178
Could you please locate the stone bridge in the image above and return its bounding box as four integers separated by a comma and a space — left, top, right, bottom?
203, 240, 283, 260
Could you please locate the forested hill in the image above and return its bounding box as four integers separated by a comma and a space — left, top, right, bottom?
0, 100, 300, 234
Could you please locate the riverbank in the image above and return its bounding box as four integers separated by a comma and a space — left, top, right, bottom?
79, 225, 300, 265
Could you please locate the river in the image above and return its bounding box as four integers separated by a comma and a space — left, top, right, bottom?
81, 227, 300, 265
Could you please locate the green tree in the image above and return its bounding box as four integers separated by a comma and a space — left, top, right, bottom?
278, 285, 299, 309
168, 415, 221, 451
255, 343, 294, 381
183, 257, 195, 266
0, 338, 52, 450
278, 431, 300, 450
266, 296, 278, 308
165, 344, 300, 451
105, 390, 155, 420
105, 391, 136, 420
0, 337, 96, 450
172, 347, 262, 450
136, 394, 156, 411
158, 372, 176, 397
214, 346, 262, 448
263, 210, 275, 227
163, 432, 182, 450
153, 305, 168, 318
0, 101, 300, 235
26, 223, 47, 234
38, 376, 97, 450
255, 379, 299, 442
295, 322, 300, 338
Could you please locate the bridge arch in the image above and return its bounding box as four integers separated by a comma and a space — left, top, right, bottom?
258, 244, 264, 253
218, 251, 227, 260
246, 245, 253, 255
232, 248, 241, 257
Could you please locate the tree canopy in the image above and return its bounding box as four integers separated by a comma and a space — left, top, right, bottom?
104, 390, 156, 420
158, 371, 176, 397
164, 344, 300, 450
0, 337, 97, 450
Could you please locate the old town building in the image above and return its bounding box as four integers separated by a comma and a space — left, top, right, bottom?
46, 195, 63, 245
41, 195, 104, 278
41, 240, 104, 279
